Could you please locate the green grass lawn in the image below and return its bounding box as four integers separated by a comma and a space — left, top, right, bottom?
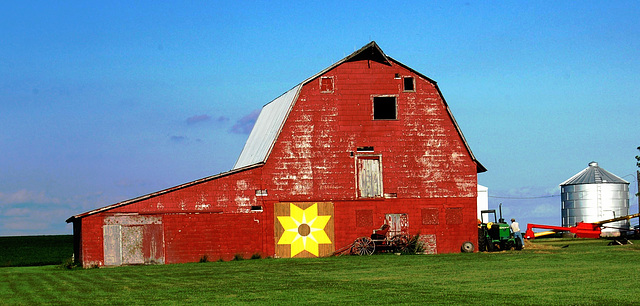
1, 238, 639, 304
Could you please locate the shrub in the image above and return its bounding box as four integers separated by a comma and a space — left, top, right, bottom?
232, 254, 244, 261
199, 255, 209, 263
402, 234, 425, 255
250, 253, 261, 260
58, 257, 78, 270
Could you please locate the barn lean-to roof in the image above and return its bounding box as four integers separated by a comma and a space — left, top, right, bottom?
67, 41, 485, 222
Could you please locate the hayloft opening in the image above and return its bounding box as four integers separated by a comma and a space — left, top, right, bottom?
373, 96, 396, 120
320, 76, 334, 93
403, 77, 415, 91
356, 155, 383, 198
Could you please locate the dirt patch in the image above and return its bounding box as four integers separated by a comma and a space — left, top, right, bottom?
523, 240, 556, 250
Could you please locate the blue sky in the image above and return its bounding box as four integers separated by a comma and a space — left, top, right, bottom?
1, 1, 639, 236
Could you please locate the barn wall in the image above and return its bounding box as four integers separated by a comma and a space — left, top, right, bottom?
258, 58, 478, 253
331, 198, 478, 254
79, 215, 105, 267
163, 212, 265, 263
75, 56, 481, 267
261, 59, 477, 203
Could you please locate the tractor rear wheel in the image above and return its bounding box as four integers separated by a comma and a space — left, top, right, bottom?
478, 228, 487, 252
506, 240, 515, 250
515, 239, 523, 250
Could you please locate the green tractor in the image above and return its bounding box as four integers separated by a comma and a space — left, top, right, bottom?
478, 204, 522, 252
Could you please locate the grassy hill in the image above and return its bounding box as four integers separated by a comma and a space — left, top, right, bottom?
1, 237, 639, 304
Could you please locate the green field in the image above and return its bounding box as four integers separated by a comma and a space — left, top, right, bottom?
1, 237, 639, 304
0, 235, 73, 267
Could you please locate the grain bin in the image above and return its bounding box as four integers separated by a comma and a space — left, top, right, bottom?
560, 162, 630, 237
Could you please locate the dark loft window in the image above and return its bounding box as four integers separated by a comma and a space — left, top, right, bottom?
373, 96, 397, 120
320, 76, 334, 93
403, 77, 415, 91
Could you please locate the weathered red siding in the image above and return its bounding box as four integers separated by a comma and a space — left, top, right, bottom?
71, 43, 481, 267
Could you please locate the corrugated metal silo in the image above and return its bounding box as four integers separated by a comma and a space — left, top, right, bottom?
560, 161, 630, 237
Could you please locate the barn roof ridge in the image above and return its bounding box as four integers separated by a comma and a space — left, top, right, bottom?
233, 41, 486, 172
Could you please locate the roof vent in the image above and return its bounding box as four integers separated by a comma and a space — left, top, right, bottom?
589, 161, 598, 167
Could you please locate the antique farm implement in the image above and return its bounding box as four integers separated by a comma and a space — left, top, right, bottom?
349, 224, 411, 255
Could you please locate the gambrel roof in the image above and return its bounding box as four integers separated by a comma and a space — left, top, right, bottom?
233, 41, 486, 173
67, 41, 485, 223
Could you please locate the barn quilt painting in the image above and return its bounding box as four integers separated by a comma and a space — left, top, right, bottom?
274, 202, 334, 258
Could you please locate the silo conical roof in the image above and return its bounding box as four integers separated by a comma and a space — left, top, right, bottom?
560, 161, 629, 186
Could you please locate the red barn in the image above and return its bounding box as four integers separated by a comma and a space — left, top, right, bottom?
66, 42, 486, 267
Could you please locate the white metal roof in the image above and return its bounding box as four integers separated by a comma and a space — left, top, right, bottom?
233, 84, 301, 169
560, 161, 629, 186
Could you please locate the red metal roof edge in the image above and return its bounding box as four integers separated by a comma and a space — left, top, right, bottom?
65, 163, 263, 222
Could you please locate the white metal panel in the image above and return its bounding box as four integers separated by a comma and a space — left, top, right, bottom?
103, 225, 122, 266
233, 84, 302, 169
477, 184, 488, 220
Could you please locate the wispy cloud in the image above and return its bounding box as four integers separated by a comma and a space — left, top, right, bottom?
529, 203, 557, 218
186, 114, 211, 125
0, 189, 60, 205
230, 109, 260, 134
170, 135, 188, 143
186, 114, 230, 126
215, 116, 230, 123
0, 206, 74, 234
0, 190, 78, 235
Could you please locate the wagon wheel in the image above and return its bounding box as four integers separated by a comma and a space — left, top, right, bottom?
351, 237, 375, 255
391, 234, 410, 253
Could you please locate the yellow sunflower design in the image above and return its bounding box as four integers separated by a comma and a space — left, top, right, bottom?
275, 203, 333, 258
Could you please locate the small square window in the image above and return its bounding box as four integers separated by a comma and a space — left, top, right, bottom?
251, 205, 263, 212
373, 96, 396, 120
445, 207, 463, 225
320, 77, 334, 93
421, 208, 439, 225
356, 209, 373, 227
403, 77, 415, 91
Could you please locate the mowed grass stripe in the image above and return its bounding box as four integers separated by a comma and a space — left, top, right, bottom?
1, 238, 640, 304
